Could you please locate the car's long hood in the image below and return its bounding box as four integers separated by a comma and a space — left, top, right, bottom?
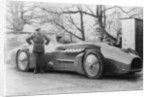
56, 41, 103, 50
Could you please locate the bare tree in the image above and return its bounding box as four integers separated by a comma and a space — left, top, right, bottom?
6, 1, 35, 33
33, 3, 143, 43
37, 3, 86, 41
68, 5, 85, 40
41, 4, 118, 42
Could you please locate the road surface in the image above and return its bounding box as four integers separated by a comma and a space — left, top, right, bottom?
6, 64, 143, 96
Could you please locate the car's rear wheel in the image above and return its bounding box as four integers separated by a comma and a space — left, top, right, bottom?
83, 50, 103, 79
16, 49, 30, 72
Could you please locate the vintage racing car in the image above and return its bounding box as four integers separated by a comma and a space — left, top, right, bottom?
15, 38, 143, 79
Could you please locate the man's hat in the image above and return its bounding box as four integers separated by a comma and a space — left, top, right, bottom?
35, 28, 41, 32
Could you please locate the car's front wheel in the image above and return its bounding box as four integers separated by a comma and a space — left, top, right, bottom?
16, 49, 30, 72
83, 49, 103, 79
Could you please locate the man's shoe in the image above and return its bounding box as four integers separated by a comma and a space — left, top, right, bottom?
40, 70, 45, 73
33, 70, 37, 74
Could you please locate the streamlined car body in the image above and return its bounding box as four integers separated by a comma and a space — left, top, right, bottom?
16, 41, 143, 79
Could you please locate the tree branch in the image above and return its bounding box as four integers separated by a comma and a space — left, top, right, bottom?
84, 5, 95, 16
68, 15, 82, 32
108, 11, 116, 29
103, 6, 118, 12
40, 4, 97, 18
54, 22, 84, 40
116, 7, 136, 15
62, 10, 97, 18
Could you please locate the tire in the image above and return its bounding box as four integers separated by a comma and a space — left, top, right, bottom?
16, 49, 30, 72
83, 49, 103, 79
126, 72, 135, 75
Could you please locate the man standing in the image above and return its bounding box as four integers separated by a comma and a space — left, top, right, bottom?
26, 28, 50, 74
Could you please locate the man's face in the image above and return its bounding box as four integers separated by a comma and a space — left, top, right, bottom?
37, 31, 42, 35
34, 31, 40, 35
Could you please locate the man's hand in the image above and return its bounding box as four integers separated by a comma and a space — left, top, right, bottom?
45, 42, 49, 45
44, 35, 50, 45
28, 42, 32, 45
26, 35, 33, 45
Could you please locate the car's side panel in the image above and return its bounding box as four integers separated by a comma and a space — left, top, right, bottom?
103, 59, 130, 74
101, 45, 142, 74
74, 53, 85, 75
44, 51, 83, 72
52, 52, 78, 71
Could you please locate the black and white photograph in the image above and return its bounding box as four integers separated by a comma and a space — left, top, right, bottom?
4, 0, 143, 96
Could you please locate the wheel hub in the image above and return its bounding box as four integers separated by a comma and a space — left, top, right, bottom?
84, 54, 100, 77
18, 52, 28, 70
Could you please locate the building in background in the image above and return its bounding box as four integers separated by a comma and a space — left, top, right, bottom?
121, 18, 143, 58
